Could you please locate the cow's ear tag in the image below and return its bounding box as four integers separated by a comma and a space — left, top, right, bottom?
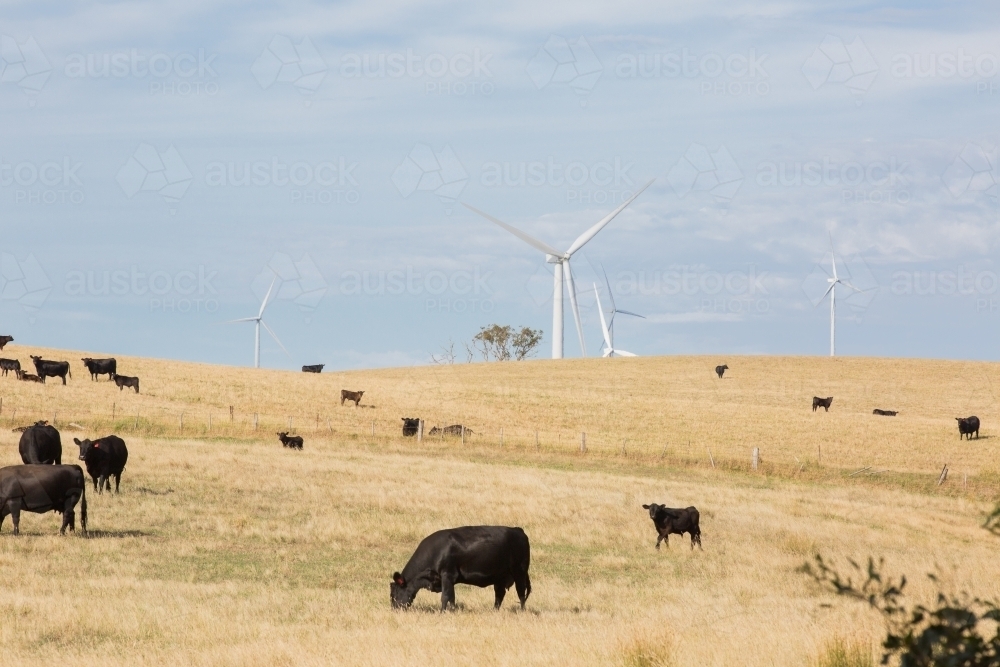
94, 443, 99, 449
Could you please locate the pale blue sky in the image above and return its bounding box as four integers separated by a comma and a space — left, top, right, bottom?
1, 0, 998, 368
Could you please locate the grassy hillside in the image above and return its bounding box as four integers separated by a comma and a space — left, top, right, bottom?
0, 346, 997, 665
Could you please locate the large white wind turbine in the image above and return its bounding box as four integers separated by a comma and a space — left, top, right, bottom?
816, 236, 866, 357
464, 179, 654, 359
600, 265, 644, 350
594, 283, 636, 357
228, 278, 289, 368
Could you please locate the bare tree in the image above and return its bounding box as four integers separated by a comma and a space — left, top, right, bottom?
430, 340, 457, 364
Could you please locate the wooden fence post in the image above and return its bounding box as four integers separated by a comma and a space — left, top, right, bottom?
500, 427, 504, 447
817, 444, 821, 464
535, 430, 539, 450
253, 413, 258, 431
179, 413, 184, 432
134, 409, 139, 430
53, 412, 57, 425
417, 419, 424, 442
580, 432, 586, 453
708, 449, 716, 468
752, 447, 760, 471
371, 421, 375, 437
208, 413, 212, 431
621, 439, 627, 456
112, 402, 116, 421
660, 443, 667, 458
461, 425, 466, 446
229, 406, 234, 422
315, 414, 319, 432
937, 464, 949, 486
1, 397, 3, 415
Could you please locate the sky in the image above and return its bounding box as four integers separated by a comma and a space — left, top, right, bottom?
1, 0, 998, 369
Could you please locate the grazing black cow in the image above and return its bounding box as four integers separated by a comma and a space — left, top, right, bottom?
81, 358, 117, 381
812, 396, 833, 412
0, 335, 12, 350
715, 364, 728, 379
73, 436, 128, 494
642, 504, 702, 550
401, 418, 420, 437
956, 416, 980, 440
112, 374, 139, 393
0, 358, 20, 376
29, 356, 71, 385
276, 432, 303, 450
302, 364, 324, 373
12, 420, 48, 433
873, 409, 898, 416
15, 369, 43, 383
0, 464, 87, 535
428, 425, 473, 437
390, 526, 531, 611
18, 423, 62, 465
341, 389, 364, 406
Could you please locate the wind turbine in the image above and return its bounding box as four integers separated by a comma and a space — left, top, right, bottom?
464, 179, 654, 359
599, 265, 644, 350
816, 236, 866, 357
594, 283, 636, 357
228, 277, 289, 368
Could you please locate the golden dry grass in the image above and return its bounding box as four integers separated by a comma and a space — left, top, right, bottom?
0, 345, 997, 665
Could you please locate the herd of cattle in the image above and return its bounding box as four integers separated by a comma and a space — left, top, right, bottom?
0, 338, 989, 610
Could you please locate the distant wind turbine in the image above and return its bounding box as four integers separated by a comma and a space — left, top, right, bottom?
594, 283, 636, 357
227, 277, 289, 368
464, 179, 654, 359
816, 235, 868, 357
600, 265, 644, 350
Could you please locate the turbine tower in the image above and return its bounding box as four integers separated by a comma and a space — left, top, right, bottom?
464, 179, 654, 359
594, 283, 636, 357
816, 236, 865, 357
228, 277, 289, 368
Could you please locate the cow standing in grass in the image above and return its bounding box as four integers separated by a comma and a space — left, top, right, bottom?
30, 356, 71, 385
0, 358, 20, 376
18, 423, 62, 465
0, 464, 87, 535
74, 436, 128, 494
341, 390, 364, 406
956, 416, 980, 440
81, 358, 116, 381
0, 335, 12, 350
812, 396, 833, 412
715, 364, 728, 379
390, 526, 531, 611
302, 364, 324, 373
642, 503, 702, 550
276, 432, 303, 450
113, 374, 139, 393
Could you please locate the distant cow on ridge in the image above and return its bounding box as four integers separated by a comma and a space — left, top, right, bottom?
812, 396, 833, 412
341, 390, 364, 406
74, 436, 128, 494
642, 503, 702, 550
401, 418, 420, 437
873, 409, 898, 416
0, 358, 20, 376
302, 364, 324, 373
276, 432, 303, 450
30, 356, 71, 384
956, 416, 980, 440
715, 364, 728, 379
81, 358, 116, 381
0, 335, 12, 350
113, 374, 139, 393
428, 425, 472, 437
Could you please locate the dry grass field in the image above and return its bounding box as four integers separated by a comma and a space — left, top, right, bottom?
0, 344, 997, 666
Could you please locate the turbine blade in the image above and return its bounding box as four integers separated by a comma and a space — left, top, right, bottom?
462, 203, 564, 257
828, 233, 839, 281
594, 282, 613, 351
564, 261, 586, 357
259, 276, 278, 318
565, 179, 654, 256
815, 282, 835, 306
840, 280, 865, 293
614, 350, 637, 357
603, 349, 612, 358
260, 320, 291, 358
601, 264, 616, 311
615, 308, 646, 319
226, 317, 259, 323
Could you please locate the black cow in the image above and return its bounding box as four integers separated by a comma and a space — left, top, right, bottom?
19, 423, 62, 465
812, 396, 833, 412
0, 335, 12, 350
715, 364, 728, 379
402, 417, 420, 437
390, 526, 531, 611
276, 432, 303, 450
0, 464, 87, 535
16, 370, 43, 383
873, 409, 898, 416
302, 364, 324, 373
642, 504, 702, 550
29, 356, 71, 385
113, 374, 139, 393
956, 416, 980, 440
341, 389, 364, 406
428, 425, 473, 437
73, 436, 128, 494
0, 358, 20, 376
81, 358, 116, 381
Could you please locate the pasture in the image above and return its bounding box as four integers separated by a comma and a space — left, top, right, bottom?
0, 345, 997, 665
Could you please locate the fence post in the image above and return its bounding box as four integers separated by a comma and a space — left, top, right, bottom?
53, 412, 57, 425
1, 397, 3, 415
752, 447, 760, 471
660, 443, 667, 458
580, 432, 586, 453
180, 413, 184, 432
371, 421, 375, 437
417, 419, 424, 442
229, 406, 234, 422
500, 427, 504, 447
622, 438, 627, 456
817, 444, 821, 465
937, 464, 949, 486
316, 414, 319, 432
208, 413, 212, 431
112, 402, 116, 421
708, 449, 716, 468
134, 409, 139, 431
461, 425, 466, 446
535, 430, 539, 450
253, 413, 258, 431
